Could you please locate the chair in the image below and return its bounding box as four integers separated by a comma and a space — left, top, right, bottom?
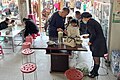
64, 68, 84, 80
22, 42, 31, 49
0, 46, 4, 59
20, 62, 37, 80
21, 48, 35, 64
25, 35, 33, 44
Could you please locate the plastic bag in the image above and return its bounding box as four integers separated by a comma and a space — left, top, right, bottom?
75, 62, 89, 75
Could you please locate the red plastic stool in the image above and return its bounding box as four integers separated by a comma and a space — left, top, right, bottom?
64, 68, 84, 80
22, 42, 31, 49
20, 62, 37, 80
0, 46, 4, 59
25, 35, 33, 44
22, 48, 36, 64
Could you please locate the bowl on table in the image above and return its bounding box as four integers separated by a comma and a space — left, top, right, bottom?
47, 40, 56, 45
82, 34, 89, 38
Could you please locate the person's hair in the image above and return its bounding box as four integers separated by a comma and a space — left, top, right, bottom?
23, 18, 27, 22
5, 18, 10, 22
68, 16, 73, 21
70, 19, 79, 25
23, 18, 31, 22
75, 11, 80, 15
62, 7, 70, 13
11, 20, 15, 23
81, 12, 92, 18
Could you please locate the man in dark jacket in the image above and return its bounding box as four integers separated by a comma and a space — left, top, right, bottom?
23, 18, 39, 38
46, 7, 70, 54
81, 12, 107, 78
48, 7, 70, 39
0, 18, 10, 30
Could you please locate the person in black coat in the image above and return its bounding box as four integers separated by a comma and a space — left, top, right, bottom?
23, 18, 39, 38
81, 12, 107, 78
0, 18, 10, 30
46, 7, 70, 54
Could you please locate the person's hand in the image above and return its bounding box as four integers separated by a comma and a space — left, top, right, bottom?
17, 24, 23, 26
88, 42, 92, 45
57, 28, 63, 32
63, 29, 67, 34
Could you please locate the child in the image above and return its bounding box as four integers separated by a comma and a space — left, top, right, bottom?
67, 19, 80, 38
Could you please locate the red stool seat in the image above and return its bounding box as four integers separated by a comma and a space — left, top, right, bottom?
20, 63, 37, 73
0, 46, 3, 55
64, 68, 83, 80
22, 48, 34, 55
26, 35, 33, 44
22, 42, 31, 49
0, 46, 4, 59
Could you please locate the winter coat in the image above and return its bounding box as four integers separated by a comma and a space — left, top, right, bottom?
0, 21, 8, 30
87, 18, 107, 57
24, 19, 39, 37
67, 25, 80, 38
48, 11, 65, 38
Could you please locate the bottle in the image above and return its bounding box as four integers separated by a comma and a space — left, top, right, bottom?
58, 31, 63, 44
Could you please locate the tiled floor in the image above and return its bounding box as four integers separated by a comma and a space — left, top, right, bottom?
0, 34, 117, 80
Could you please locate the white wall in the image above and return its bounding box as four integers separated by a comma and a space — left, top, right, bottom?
94, 0, 120, 60
109, 0, 120, 60
110, 24, 120, 50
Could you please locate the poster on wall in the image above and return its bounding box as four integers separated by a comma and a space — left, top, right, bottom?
102, 4, 110, 20
98, 3, 102, 20
113, 0, 120, 23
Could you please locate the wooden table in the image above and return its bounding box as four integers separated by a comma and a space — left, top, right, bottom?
31, 36, 87, 72
0, 25, 24, 52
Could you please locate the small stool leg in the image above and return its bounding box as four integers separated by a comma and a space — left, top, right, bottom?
34, 70, 37, 80
26, 55, 28, 63
34, 52, 36, 64
28, 55, 31, 62
22, 55, 24, 64
22, 73, 25, 80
